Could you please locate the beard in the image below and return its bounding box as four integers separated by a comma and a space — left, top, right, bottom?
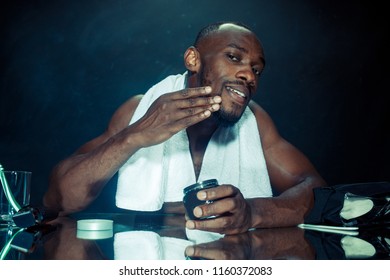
211, 106, 243, 127
198, 67, 247, 127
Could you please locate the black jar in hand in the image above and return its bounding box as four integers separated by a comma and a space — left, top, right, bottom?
183, 179, 218, 220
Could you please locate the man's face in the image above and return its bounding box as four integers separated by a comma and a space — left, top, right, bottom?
196, 25, 265, 126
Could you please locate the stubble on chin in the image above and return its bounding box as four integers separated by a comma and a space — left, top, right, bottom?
211, 105, 243, 127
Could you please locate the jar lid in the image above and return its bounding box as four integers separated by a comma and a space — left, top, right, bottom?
77, 219, 113, 231
183, 179, 218, 194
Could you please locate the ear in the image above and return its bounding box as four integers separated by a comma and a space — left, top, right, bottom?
184, 46, 201, 73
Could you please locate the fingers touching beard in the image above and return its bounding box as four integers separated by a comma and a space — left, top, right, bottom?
198, 70, 244, 126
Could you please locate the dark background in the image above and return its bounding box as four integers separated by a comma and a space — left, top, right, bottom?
1, 0, 389, 211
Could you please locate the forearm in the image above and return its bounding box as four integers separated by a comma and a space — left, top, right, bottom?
43, 127, 144, 214
249, 176, 326, 228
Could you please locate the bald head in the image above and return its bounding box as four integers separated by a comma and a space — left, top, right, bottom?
194, 21, 254, 47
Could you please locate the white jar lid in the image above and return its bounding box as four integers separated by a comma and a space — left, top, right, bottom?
76, 219, 113, 231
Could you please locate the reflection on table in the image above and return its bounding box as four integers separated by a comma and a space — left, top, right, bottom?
1, 212, 389, 260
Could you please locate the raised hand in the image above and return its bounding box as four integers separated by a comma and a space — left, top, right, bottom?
132, 86, 221, 147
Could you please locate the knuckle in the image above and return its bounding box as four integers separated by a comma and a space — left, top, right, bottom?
198, 204, 209, 217
156, 94, 169, 104
188, 98, 196, 106
207, 189, 217, 199
205, 203, 218, 217
227, 198, 238, 210
219, 216, 232, 228
153, 97, 169, 112
195, 247, 205, 256
187, 108, 194, 115
224, 184, 237, 196
196, 221, 206, 230
181, 88, 189, 97
160, 102, 169, 111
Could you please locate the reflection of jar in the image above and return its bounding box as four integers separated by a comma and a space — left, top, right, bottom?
183, 179, 219, 220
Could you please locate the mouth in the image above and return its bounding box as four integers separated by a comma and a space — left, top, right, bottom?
225, 86, 248, 105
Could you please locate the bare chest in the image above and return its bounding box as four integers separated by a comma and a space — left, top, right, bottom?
190, 148, 206, 181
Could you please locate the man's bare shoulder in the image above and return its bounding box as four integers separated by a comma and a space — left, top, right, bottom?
248, 100, 273, 127
248, 100, 280, 147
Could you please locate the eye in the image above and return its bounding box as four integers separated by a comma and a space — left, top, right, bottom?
227, 53, 240, 62
252, 68, 262, 76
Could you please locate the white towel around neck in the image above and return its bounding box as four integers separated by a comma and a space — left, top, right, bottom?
116, 72, 272, 211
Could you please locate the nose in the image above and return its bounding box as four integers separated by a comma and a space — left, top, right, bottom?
236, 66, 256, 88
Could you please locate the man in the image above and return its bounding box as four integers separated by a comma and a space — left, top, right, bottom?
43, 21, 327, 234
